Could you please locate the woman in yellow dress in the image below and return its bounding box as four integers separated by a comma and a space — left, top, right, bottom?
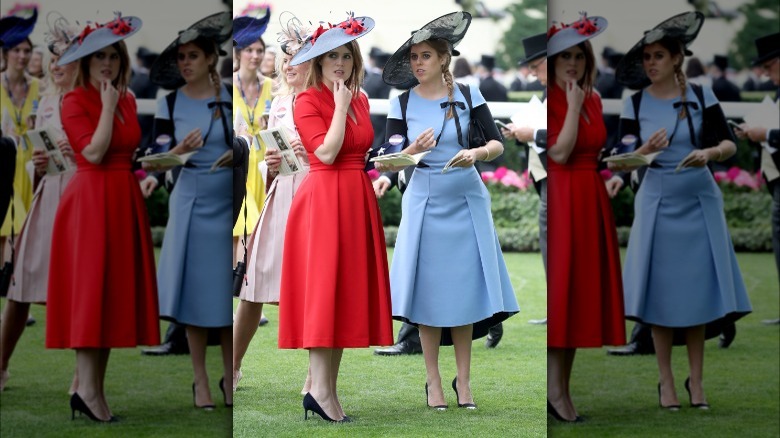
232, 10, 273, 264
0, 8, 39, 262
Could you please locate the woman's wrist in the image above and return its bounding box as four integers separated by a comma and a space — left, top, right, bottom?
481, 146, 490, 161
709, 147, 722, 162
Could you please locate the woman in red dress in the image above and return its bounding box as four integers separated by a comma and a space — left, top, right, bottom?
546, 13, 626, 422
278, 13, 393, 423
46, 14, 160, 422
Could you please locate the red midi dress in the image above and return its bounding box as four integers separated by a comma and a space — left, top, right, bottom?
46, 85, 160, 349
278, 85, 393, 349
547, 83, 626, 348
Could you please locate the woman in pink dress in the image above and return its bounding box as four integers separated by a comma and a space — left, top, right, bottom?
233, 15, 311, 393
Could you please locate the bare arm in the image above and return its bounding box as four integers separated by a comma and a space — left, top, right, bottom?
548, 81, 584, 164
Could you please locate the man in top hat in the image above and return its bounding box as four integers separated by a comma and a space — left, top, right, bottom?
710, 54, 741, 102
364, 51, 393, 149
477, 54, 508, 103
500, 32, 548, 326
596, 47, 626, 151
738, 32, 780, 325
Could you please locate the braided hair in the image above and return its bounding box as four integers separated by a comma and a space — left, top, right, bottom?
421, 38, 455, 119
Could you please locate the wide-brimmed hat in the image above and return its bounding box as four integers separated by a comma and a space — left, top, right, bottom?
615, 11, 705, 90
233, 7, 271, 49
0, 7, 37, 49
290, 12, 374, 66
752, 32, 779, 66
150, 11, 232, 90
519, 32, 546, 65
57, 13, 141, 66
382, 11, 471, 87
547, 12, 607, 58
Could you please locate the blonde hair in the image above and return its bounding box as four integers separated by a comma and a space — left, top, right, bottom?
303, 40, 364, 95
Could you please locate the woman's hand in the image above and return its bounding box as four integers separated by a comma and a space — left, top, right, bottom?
57, 137, 75, 161
265, 148, 282, 172
638, 128, 669, 154
333, 79, 353, 113
565, 80, 585, 112
406, 127, 436, 155
32, 149, 49, 176
604, 175, 623, 198
289, 138, 307, 162
679, 149, 710, 168
450, 148, 481, 168
139, 175, 158, 198
374, 162, 409, 173
373, 178, 391, 198
100, 79, 120, 113
171, 128, 204, 154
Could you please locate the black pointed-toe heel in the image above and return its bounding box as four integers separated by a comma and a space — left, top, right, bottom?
684, 377, 710, 410
425, 383, 448, 410
658, 383, 681, 411
302, 393, 346, 423
70, 393, 114, 423
451, 378, 476, 409
192, 383, 215, 410
219, 378, 232, 407
547, 399, 582, 422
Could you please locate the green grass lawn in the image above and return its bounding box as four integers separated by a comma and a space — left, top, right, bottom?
549, 252, 780, 438
0, 248, 231, 438
233, 251, 547, 438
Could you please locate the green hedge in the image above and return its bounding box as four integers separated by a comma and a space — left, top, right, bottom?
381, 182, 772, 252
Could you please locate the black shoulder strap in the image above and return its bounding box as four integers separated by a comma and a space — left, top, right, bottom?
690, 82, 705, 111
399, 90, 411, 146
457, 82, 472, 111
165, 90, 178, 146
631, 89, 642, 124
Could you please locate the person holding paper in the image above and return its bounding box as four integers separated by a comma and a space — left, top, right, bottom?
0, 8, 40, 274
233, 14, 311, 393
736, 31, 779, 325
614, 12, 751, 411
379, 11, 518, 411
278, 12, 394, 423
45, 13, 160, 422
150, 12, 234, 410
1, 14, 79, 393
546, 12, 626, 422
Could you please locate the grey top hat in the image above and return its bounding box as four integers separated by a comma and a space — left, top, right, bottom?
57, 13, 141, 66
290, 12, 374, 66
547, 12, 607, 58
382, 11, 472, 87
150, 11, 232, 90
615, 11, 705, 90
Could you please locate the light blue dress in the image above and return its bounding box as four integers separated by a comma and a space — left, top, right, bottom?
157, 88, 233, 328
389, 85, 519, 344
622, 86, 751, 328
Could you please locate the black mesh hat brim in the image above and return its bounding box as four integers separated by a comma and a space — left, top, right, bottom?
616, 11, 705, 90
150, 12, 232, 89
382, 11, 472, 87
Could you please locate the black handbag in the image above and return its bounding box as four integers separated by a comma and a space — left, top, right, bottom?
232, 191, 248, 297
456, 83, 488, 149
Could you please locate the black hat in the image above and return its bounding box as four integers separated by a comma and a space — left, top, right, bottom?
602, 46, 617, 58
382, 11, 471, 87
616, 12, 705, 90
150, 12, 232, 89
369, 46, 383, 59
519, 32, 546, 65
480, 54, 495, 71
752, 32, 779, 67
713, 54, 728, 71
375, 51, 391, 69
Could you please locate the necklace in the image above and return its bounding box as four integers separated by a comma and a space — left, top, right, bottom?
237, 73, 261, 128
3, 72, 30, 128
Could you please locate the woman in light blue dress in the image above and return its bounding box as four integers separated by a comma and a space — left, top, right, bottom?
614, 12, 751, 410
148, 12, 234, 409
380, 12, 518, 410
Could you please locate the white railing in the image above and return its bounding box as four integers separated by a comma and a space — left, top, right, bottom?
134, 98, 765, 119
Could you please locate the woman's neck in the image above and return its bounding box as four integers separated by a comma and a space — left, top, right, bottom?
322, 78, 335, 92
415, 78, 447, 98
4, 68, 26, 85
238, 67, 262, 85
182, 76, 214, 99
